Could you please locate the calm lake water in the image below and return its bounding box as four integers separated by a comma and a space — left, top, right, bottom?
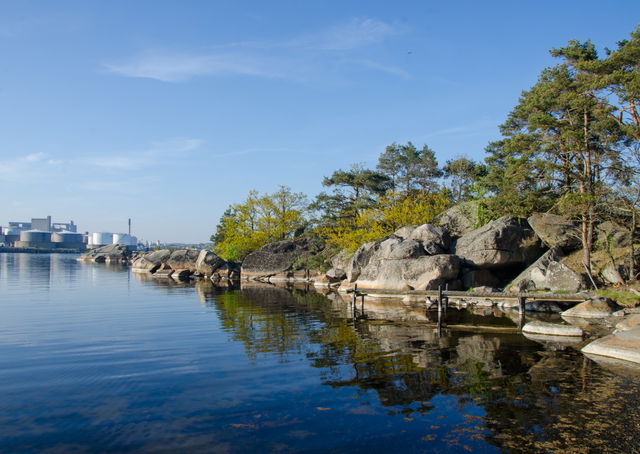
1, 253, 640, 453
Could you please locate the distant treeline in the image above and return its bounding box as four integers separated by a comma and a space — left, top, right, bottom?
212, 25, 640, 280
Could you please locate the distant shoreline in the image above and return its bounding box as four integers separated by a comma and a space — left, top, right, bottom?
0, 247, 82, 254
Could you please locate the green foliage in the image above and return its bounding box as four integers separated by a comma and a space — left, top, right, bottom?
212, 186, 308, 261
319, 191, 451, 251
376, 142, 442, 193
442, 156, 487, 204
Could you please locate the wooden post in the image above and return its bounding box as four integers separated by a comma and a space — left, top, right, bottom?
361, 294, 365, 313
518, 296, 526, 329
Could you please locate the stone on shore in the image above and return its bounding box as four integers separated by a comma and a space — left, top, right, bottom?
615, 315, 640, 332
166, 249, 201, 271
131, 249, 171, 273
522, 320, 583, 337
195, 250, 226, 277
582, 327, 640, 364
77, 244, 132, 264
355, 254, 461, 291
454, 216, 545, 269
241, 238, 321, 281
561, 297, 623, 318
506, 247, 587, 293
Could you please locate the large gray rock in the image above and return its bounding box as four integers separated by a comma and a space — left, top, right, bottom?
355, 254, 461, 290
241, 239, 320, 280
330, 250, 352, 270
131, 249, 171, 272
195, 250, 226, 276
406, 224, 450, 255
601, 262, 625, 284
506, 247, 587, 293
393, 225, 418, 239
527, 213, 581, 250
344, 235, 403, 282
562, 297, 623, 318
582, 327, 640, 364
433, 201, 480, 237
78, 244, 132, 264
597, 221, 631, 249
522, 320, 583, 337
166, 249, 201, 271
454, 216, 545, 269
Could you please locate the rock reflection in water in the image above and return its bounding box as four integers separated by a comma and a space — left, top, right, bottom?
137, 277, 640, 452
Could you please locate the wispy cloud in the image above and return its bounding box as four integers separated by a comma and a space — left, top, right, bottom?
104, 17, 407, 83
83, 137, 204, 170
294, 18, 398, 51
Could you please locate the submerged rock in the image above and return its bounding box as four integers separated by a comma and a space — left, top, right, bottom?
522, 320, 583, 337
615, 315, 640, 332
582, 327, 640, 364
562, 297, 623, 318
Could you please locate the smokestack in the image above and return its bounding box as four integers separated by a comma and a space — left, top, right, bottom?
128, 218, 131, 235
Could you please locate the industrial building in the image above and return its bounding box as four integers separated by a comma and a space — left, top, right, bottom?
1, 216, 139, 251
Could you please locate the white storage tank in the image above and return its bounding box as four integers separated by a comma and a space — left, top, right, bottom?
52, 231, 82, 243
20, 230, 51, 243
112, 233, 135, 246
91, 232, 113, 246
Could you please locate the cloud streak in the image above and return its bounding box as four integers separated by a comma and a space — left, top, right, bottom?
104, 18, 407, 83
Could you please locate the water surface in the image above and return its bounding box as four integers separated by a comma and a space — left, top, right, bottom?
1, 253, 639, 453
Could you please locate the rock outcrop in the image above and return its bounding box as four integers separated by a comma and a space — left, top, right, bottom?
241, 238, 322, 281
454, 216, 545, 269
131, 250, 171, 272
433, 201, 480, 237
356, 254, 461, 291
195, 250, 227, 277
130, 248, 234, 281
597, 221, 632, 248
527, 213, 581, 250
77, 244, 132, 264
165, 249, 201, 271
506, 247, 587, 293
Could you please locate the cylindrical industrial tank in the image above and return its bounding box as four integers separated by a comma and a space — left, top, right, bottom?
112, 233, 135, 245
91, 232, 113, 246
4, 228, 22, 236
52, 231, 83, 243
20, 230, 51, 242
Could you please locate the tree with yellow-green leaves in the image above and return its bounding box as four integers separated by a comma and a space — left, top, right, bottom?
211, 186, 308, 262
318, 191, 451, 252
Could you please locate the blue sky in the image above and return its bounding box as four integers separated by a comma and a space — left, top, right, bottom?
1, 1, 638, 243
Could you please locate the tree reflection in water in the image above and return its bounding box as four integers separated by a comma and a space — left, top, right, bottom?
190, 279, 640, 452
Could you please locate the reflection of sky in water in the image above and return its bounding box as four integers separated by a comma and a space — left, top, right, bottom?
0, 253, 639, 453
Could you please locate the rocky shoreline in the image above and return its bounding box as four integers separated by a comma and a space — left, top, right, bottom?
77, 208, 639, 366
